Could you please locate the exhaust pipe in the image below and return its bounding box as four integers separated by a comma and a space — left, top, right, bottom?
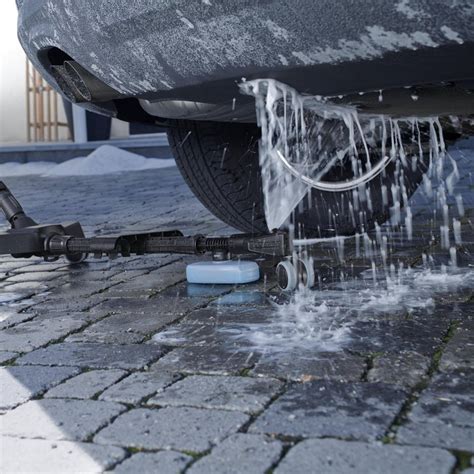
51, 60, 127, 103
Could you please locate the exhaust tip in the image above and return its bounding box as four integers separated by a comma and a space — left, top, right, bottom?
64, 60, 126, 103
51, 60, 126, 103
50, 65, 81, 103
63, 61, 93, 102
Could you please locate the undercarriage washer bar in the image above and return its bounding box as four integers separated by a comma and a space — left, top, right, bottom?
0, 181, 289, 261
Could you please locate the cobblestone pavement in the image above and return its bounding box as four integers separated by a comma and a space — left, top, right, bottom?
1, 140, 474, 473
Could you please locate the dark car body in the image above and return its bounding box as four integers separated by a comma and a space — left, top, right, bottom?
17, 0, 474, 124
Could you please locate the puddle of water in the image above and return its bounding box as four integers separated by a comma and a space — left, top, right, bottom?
0, 293, 26, 306
212, 291, 267, 306
152, 327, 188, 346
236, 265, 473, 354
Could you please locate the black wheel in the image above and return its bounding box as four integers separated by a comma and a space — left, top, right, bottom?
167, 119, 429, 237
167, 119, 266, 234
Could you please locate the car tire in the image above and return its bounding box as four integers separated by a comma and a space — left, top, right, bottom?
167, 119, 429, 237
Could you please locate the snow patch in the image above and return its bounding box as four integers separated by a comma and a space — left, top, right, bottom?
0, 145, 175, 177
277, 54, 289, 66
440, 25, 464, 44
395, 0, 430, 20
264, 20, 290, 42
291, 26, 438, 67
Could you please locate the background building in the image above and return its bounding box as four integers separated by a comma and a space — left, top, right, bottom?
0, 1, 130, 145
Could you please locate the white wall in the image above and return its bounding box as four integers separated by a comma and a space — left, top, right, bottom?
0, 1, 129, 144
0, 1, 28, 144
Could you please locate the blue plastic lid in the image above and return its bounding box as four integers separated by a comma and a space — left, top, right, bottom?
186, 260, 260, 285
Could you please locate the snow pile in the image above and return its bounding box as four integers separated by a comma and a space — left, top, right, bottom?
0, 145, 175, 177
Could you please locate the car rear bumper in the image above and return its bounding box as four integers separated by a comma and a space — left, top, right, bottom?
18, 0, 474, 119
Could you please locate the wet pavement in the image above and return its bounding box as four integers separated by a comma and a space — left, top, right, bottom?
1, 139, 474, 473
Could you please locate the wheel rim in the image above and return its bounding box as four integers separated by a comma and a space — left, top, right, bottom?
276, 149, 393, 193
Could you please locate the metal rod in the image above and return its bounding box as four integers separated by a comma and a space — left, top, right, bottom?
36, 71, 44, 141
25, 59, 31, 142
32, 67, 37, 141
72, 104, 88, 143
47, 84, 52, 141
53, 91, 59, 140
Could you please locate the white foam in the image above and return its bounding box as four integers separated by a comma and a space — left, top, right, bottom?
0, 145, 175, 177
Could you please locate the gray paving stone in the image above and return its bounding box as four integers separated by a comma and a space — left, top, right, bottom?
151, 345, 260, 375
104, 261, 187, 297
161, 277, 234, 297
150, 323, 217, 347
26, 294, 104, 313
2, 437, 126, 473
431, 367, 474, 400
17, 342, 165, 369
2, 281, 50, 294
397, 421, 474, 452
180, 307, 273, 326
0, 365, 80, 409
348, 319, 449, 356
107, 254, 181, 272
2, 398, 126, 441
109, 269, 149, 281
66, 298, 198, 344
54, 281, 119, 298
147, 375, 283, 414
274, 439, 456, 474
368, 351, 430, 387
150, 319, 265, 349
408, 369, 474, 427
94, 407, 249, 452
91, 295, 209, 325
45, 369, 127, 399
439, 323, 474, 371
0, 291, 36, 308
7, 261, 68, 273
251, 351, 366, 382
99, 370, 179, 404
184, 283, 240, 298
188, 433, 282, 474
0, 307, 35, 330
210, 290, 270, 307
66, 321, 146, 344
0, 313, 90, 352
114, 451, 192, 474
250, 381, 406, 441
0, 260, 37, 273
5, 271, 62, 283
0, 350, 18, 363
58, 269, 123, 283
